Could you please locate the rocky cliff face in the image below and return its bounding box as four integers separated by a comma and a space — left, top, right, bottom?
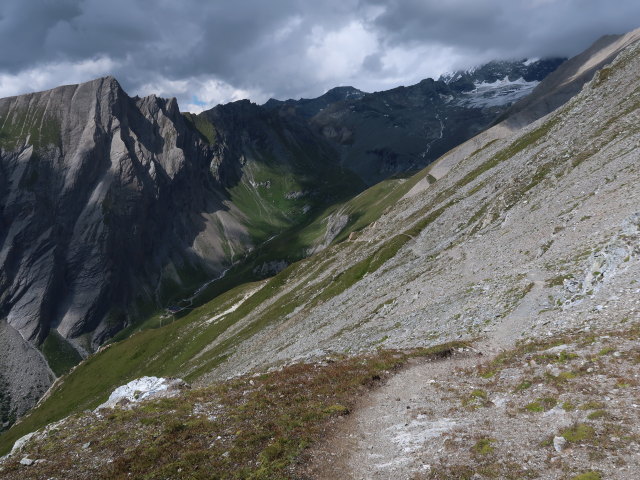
0, 77, 257, 419
0, 77, 236, 350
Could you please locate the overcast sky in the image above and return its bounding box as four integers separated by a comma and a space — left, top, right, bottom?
0, 0, 638, 112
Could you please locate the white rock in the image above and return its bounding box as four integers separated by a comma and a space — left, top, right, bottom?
553, 436, 567, 452
97, 376, 185, 410
10, 432, 37, 455
19, 457, 34, 466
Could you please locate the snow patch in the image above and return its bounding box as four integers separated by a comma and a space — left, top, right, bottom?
458, 76, 539, 108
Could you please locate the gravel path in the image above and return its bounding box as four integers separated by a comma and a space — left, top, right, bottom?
307, 270, 546, 480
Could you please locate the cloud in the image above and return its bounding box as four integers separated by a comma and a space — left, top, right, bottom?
0, 0, 638, 111
0, 56, 119, 98
366, 0, 640, 60
138, 76, 259, 114
306, 22, 378, 83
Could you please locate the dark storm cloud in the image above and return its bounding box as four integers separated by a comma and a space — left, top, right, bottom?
0, 0, 638, 110
366, 0, 640, 59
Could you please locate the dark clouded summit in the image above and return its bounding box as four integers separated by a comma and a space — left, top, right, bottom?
0, 0, 638, 111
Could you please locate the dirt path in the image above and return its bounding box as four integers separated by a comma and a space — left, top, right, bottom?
306, 270, 546, 479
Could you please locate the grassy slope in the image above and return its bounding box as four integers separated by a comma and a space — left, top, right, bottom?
6, 322, 639, 479
0, 342, 467, 479
8, 323, 640, 478
40, 332, 83, 377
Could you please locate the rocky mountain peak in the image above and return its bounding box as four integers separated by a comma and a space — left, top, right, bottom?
0, 75, 220, 348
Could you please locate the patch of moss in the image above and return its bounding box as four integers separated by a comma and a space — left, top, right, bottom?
561, 423, 595, 444
472, 437, 496, 456
410, 341, 470, 359
598, 346, 616, 356
525, 397, 557, 413
546, 274, 573, 287
571, 471, 602, 480
513, 380, 534, 393
323, 404, 350, 416
587, 410, 606, 420
463, 389, 491, 408
580, 400, 605, 410
545, 370, 578, 384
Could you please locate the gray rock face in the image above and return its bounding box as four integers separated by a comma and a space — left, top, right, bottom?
0, 77, 252, 419
0, 77, 233, 348
0, 321, 52, 429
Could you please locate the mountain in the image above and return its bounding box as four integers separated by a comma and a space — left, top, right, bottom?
0, 28, 638, 474
1, 28, 639, 477
170, 34, 640, 384
0, 56, 569, 425
263, 85, 366, 118
266, 58, 565, 184
0, 77, 369, 424
8, 22, 640, 453
0, 77, 239, 422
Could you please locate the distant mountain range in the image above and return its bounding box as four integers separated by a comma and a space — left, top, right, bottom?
263, 58, 564, 184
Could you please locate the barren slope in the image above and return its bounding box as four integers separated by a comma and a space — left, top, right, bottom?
197, 35, 640, 384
